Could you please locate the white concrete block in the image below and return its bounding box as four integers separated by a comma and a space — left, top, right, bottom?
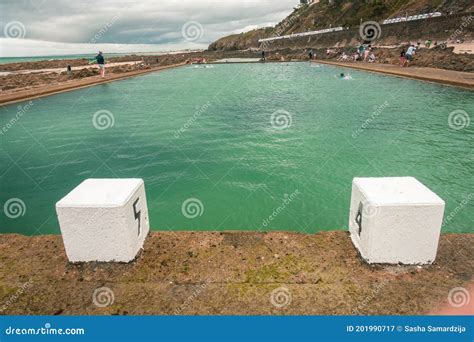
348, 177, 445, 265
56, 179, 150, 263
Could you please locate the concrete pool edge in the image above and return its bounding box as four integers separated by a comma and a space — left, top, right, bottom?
313, 60, 474, 90
0, 62, 187, 106
0, 230, 472, 315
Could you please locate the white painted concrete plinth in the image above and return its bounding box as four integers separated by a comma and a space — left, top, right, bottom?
56, 179, 150, 263
348, 177, 445, 265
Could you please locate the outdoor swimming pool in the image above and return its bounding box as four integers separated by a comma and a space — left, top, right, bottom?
1, 62, 473, 235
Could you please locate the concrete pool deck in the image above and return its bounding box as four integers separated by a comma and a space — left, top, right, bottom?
0, 231, 472, 315
313, 60, 474, 89
211, 58, 263, 63
0, 62, 187, 106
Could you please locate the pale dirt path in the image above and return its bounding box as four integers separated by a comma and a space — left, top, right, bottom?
0, 61, 144, 76
375, 42, 474, 55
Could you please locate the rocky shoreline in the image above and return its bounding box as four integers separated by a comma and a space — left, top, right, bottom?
0, 231, 472, 315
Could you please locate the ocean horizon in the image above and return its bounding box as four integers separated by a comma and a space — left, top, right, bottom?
0, 50, 197, 64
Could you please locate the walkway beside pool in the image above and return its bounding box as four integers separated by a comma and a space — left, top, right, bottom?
211, 58, 262, 64
314, 60, 474, 89
0, 231, 472, 315
0, 62, 187, 106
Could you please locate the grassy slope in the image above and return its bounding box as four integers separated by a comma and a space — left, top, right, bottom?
208, 0, 474, 50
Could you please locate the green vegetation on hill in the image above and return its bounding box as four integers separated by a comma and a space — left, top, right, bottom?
209, 0, 474, 50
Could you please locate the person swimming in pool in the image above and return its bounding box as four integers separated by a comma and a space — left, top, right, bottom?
338, 73, 352, 80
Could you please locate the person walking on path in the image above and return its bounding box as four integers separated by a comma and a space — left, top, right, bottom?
400, 50, 406, 67
94, 51, 106, 78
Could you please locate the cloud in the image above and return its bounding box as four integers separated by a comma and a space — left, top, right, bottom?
0, 0, 295, 56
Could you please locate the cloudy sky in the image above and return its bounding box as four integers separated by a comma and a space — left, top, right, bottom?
0, 0, 296, 57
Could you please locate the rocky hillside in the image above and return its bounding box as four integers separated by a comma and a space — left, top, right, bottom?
209, 0, 474, 50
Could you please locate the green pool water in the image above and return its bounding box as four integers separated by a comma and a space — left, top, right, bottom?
1, 63, 473, 235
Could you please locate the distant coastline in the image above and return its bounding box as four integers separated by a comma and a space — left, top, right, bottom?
0, 50, 203, 64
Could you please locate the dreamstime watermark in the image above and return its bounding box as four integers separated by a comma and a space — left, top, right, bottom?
92, 287, 115, 308
181, 198, 204, 219
182, 21, 203, 42
261, 189, 300, 230
0, 279, 33, 313
260, 12, 300, 50
3, 21, 26, 39
358, 199, 381, 219
359, 21, 381, 42
30, 0, 47, 11
89, 13, 121, 44
448, 109, 470, 130
352, 278, 389, 315
447, 287, 470, 308
270, 109, 292, 130
92, 110, 115, 130
352, 101, 389, 138
441, 15, 473, 49
174, 276, 232, 314
174, 101, 212, 138
174, 281, 209, 315
0, 101, 34, 136
3, 198, 26, 219
443, 193, 473, 227
270, 286, 292, 308
5, 323, 85, 336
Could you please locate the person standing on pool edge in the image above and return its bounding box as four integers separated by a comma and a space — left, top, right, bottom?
404, 45, 416, 67
95, 51, 106, 78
